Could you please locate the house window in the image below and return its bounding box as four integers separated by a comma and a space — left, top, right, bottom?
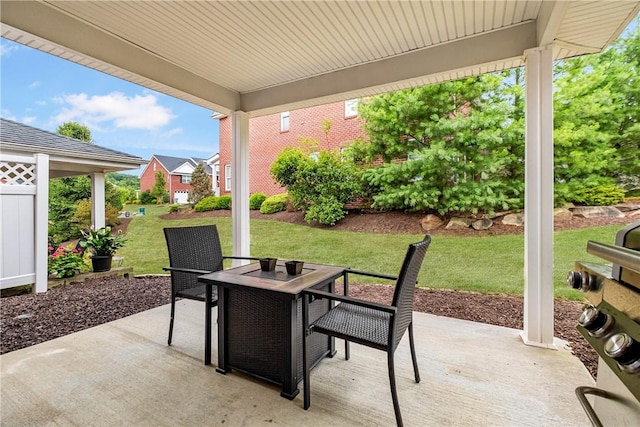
180, 175, 191, 184
153, 163, 156, 171
225, 164, 231, 191
280, 111, 290, 132
344, 99, 358, 117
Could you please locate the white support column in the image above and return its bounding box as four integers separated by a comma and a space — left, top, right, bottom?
34, 154, 49, 293
231, 111, 251, 261
522, 45, 557, 349
91, 173, 106, 230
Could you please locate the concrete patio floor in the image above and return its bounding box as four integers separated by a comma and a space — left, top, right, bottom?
1, 300, 593, 426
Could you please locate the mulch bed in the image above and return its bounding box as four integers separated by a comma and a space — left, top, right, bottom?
0, 275, 596, 378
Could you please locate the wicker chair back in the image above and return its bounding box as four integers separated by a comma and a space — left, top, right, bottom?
390, 235, 431, 350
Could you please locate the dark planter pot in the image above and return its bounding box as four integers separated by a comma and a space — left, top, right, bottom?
91, 255, 113, 272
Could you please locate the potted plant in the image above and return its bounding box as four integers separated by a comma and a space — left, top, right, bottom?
80, 226, 126, 272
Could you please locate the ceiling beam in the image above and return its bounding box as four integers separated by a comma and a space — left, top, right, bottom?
241, 22, 537, 115
1, 0, 240, 114
536, 1, 571, 46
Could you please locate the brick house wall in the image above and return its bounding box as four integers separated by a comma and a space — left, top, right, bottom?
140, 156, 203, 202
218, 100, 366, 196
139, 157, 167, 193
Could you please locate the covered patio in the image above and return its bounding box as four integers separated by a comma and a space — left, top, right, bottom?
1, 300, 592, 426
0, 2, 637, 425
2, 0, 638, 346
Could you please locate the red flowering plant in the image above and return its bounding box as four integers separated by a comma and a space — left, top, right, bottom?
48, 244, 85, 278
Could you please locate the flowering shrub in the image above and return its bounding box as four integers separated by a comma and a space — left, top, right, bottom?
48, 245, 84, 278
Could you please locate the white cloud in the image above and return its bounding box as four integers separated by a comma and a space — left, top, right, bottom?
0, 43, 19, 57
36, 100, 47, 106
51, 91, 175, 130
22, 116, 37, 124
161, 127, 183, 138
2, 110, 17, 121
28, 81, 41, 89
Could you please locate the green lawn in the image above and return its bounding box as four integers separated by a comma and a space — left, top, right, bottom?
118, 204, 623, 301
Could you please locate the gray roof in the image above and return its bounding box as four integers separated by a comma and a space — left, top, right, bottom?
154, 154, 213, 174
0, 118, 145, 164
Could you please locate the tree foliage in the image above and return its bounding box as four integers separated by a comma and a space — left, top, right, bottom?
271, 142, 363, 225
56, 121, 93, 143
152, 171, 168, 202
188, 162, 213, 203
48, 123, 123, 241
48, 176, 121, 241
354, 74, 524, 215
553, 20, 640, 201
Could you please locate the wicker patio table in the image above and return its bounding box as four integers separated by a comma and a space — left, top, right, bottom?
199, 261, 346, 399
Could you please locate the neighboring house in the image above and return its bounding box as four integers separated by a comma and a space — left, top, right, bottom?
140, 154, 220, 204
217, 99, 364, 196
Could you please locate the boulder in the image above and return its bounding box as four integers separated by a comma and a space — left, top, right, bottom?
571, 206, 625, 219
502, 213, 524, 227
553, 208, 573, 221
471, 218, 493, 230
420, 214, 444, 231
446, 217, 472, 229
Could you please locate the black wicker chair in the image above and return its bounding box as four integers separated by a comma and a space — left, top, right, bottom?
163, 224, 258, 346
302, 235, 431, 427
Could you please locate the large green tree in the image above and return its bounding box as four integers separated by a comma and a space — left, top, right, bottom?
553, 19, 640, 201
354, 73, 524, 215
56, 121, 93, 143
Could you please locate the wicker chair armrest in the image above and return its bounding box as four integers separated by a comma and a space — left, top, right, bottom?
345, 268, 397, 282
303, 288, 397, 314
163, 266, 212, 275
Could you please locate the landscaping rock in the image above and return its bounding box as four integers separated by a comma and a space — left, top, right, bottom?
571, 206, 625, 219
554, 208, 573, 221
472, 218, 493, 230
615, 203, 640, 213
502, 213, 524, 227
446, 217, 472, 229
421, 214, 444, 231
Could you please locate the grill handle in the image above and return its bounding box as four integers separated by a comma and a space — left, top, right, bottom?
575, 386, 613, 427
587, 241, 640, 275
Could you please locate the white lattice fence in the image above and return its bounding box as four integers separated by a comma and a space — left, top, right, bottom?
0, 153, 49, 292
0, 161, 36, 185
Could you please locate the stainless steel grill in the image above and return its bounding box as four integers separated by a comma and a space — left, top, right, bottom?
568, 221, 640, 426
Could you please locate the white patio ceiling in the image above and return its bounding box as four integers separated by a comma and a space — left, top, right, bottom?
2, 1, 638, 117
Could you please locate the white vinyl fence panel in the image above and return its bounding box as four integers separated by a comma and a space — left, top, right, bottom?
0, 153, 49, 292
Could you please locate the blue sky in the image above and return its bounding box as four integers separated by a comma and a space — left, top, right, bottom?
1, 39, 220, 175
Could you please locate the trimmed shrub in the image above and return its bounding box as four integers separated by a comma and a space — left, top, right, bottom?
260, 193, 288, 214
216, 195, 232, 210
139, 190, 155, 205
305, 195, 344, 226
249, 193, 267, 210
168, 204, 180, 214
576, 184, 625, 206
195, 196, 217, 212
